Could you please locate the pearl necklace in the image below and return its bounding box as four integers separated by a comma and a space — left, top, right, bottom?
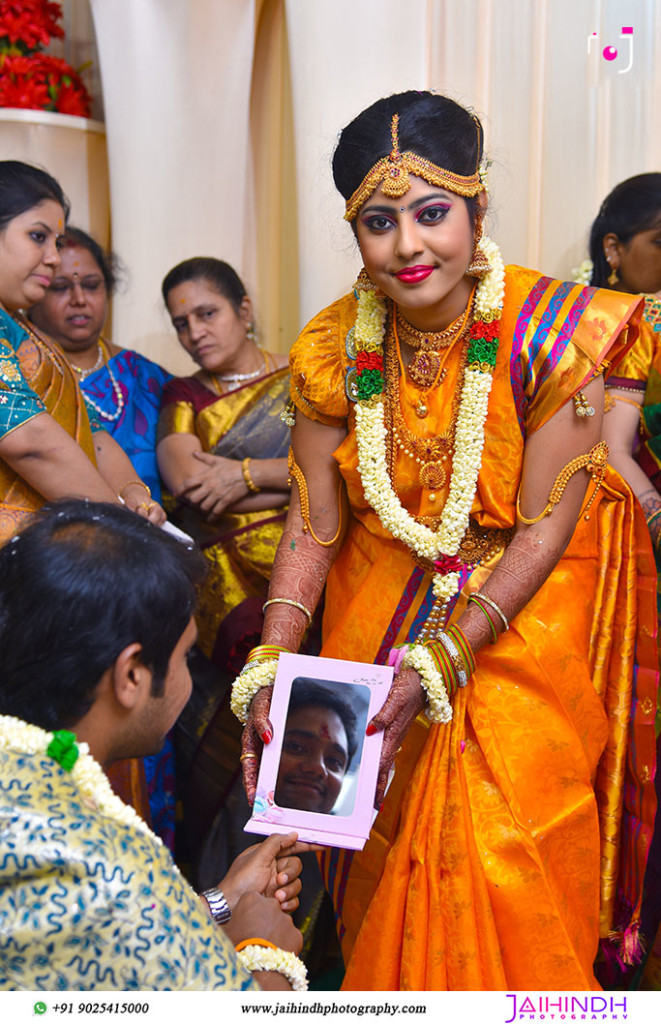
213, 348, 266, 392
79, 339, 125, 423
69, 344, 104, 380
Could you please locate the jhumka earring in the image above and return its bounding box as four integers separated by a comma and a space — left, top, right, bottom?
607, 265, 619, 287
466, 216, 492, 277
246, 323, 258, 344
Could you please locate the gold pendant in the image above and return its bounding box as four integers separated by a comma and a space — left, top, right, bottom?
407, 351, 442, 389
419, 461, 446, 491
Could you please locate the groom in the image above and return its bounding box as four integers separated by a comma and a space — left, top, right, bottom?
0, 500, 304, 991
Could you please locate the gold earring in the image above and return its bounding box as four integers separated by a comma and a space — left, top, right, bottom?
466, 214, 491, 277
607, 266, 619, 287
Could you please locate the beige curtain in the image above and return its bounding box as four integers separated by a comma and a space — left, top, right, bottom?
83, 0, 659, 368
89, 0, 258, 374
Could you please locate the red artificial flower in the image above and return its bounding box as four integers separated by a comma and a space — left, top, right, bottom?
470, 318, 499, 341
0, 49, 91, 115
53, 77, 89, 117
0, 65, 48, 107
0, 1, 64, 51
356, 350, 383, 372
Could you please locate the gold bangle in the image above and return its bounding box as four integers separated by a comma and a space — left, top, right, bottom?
474, 592, 509, 631
242, 457, 260, 494
262, 597, 313, 624
118, 479, 151, 501
467, 594, 499, 643
646, 508, 661, 527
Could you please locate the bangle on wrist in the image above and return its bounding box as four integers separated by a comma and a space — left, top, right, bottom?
118, 479, 151, 501
467, 594, 499, 643
231, 644, 291, 723
235, 944, 308, 990
242, 457, 260, 494
235, 937, 278, 953
201, 886, 231, 924
262, 598, 313, 624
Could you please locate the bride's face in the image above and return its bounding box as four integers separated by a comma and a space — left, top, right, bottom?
355, 175, 476, 329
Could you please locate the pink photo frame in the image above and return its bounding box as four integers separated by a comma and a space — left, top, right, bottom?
245, 652, 393, 850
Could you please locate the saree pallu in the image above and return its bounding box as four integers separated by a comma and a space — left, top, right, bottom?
81, 350, 172, 503
606, 295, 661, 989
0, 311, 97, 543
158, 367, 292, 858
288, 268, 658, 990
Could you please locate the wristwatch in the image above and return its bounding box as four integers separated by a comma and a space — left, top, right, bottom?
202, 887, 232, 924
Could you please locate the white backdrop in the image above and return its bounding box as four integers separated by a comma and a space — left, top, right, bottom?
83, 0, 660, 371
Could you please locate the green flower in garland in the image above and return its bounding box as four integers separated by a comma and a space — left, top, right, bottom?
357, 368, 384, 400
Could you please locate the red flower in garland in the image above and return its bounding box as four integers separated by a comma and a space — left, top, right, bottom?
469, 318, 499, 341
0, 1, 64, 51
356, 350, 383, 372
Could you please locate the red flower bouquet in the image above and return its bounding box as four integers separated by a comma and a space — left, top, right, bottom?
0, 1, 92, 116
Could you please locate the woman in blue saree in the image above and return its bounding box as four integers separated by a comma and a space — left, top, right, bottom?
29, 227, 171, 501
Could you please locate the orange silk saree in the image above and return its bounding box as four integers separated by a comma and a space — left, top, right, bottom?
288, 267, 658, 990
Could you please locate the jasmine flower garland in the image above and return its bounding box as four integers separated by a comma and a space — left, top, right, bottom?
0, 714, 162, 844
353, 237, 505, 618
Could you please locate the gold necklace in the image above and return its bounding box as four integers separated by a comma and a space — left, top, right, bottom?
395, 304, 469, 350
397, 288, 476, 392
385, 316, 469, 502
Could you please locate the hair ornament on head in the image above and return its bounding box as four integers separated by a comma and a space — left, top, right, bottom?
344, 112, 484, 221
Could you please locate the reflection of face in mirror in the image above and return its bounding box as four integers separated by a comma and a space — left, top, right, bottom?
274, 681, 358, 814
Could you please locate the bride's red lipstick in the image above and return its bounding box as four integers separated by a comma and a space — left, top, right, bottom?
394, 265, 434, 283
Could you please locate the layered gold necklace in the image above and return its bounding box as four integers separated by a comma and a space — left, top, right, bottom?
386, 312, 470, 502
397, 292, 475, 404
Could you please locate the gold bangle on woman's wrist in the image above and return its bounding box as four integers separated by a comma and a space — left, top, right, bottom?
242, 457, 260, 494
118, 479, 151, 501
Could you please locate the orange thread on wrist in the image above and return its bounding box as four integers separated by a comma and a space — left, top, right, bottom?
235, 938, 279, 953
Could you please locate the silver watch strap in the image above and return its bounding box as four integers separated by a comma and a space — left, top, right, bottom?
202, 886, 231, 924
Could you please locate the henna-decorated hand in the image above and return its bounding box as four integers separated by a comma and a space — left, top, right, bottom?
368, 666, 426, 809
241, 685, 274, 805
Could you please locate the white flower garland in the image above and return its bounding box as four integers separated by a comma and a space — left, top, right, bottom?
0, 714, 161, 844
354, 236, 505, 616
230, 659, 279, 724
572, 259, 593, 286
401, 645, 453, 724
236, 945, 309, 990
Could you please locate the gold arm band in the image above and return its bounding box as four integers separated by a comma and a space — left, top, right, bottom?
646, 509, 661, 528
262, 598, 313, 625
516, 441, 609, 525
612, 394, 643, 411
287, 447, 343, 547
242, 457, 260, 494
118, 479, 151, 500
